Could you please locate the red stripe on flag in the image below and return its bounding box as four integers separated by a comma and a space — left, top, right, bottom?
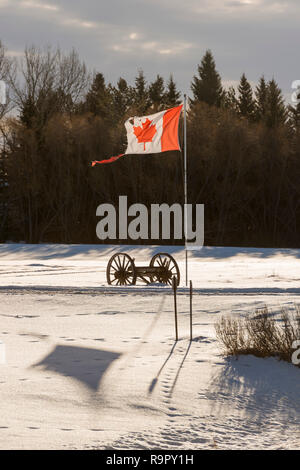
91, 154, 125, 166
161, 104, 183, 153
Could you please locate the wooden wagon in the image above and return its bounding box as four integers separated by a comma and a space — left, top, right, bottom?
106, 252, 180, 286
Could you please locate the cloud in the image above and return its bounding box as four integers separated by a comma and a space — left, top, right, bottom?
110, 39, 193, 57
62, 18, 97, 29
0, 0, 298, 98
20, 0, 59, 11
150, 0, 291, 14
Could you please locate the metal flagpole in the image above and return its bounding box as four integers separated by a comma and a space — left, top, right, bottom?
183, 94, 188, 287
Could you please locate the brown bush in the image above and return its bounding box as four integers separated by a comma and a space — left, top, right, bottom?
215, 306, 300, 365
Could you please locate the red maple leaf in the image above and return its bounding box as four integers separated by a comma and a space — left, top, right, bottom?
133, 118, 156, 151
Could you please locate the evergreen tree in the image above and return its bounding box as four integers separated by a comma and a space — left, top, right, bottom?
237, 73, 255, 121
20, 88, 73, 130
255, 76, 268, 121
288, 102, 300, 132
133, 69, 149, 114
149, 74, 165, 111
222, 86, 238, 112
85, 73, 112, 121
265, 79, 287, 127
190, 50, 224, 107
164, 75, 181, 107
111, 77, 134, 121
20, 96, 37, 128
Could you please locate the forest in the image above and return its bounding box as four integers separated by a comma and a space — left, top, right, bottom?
0, 42, 300, 247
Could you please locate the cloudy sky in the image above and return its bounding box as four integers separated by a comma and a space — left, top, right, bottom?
0, 0, 298, 99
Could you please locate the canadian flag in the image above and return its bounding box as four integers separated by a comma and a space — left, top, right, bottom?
92, 104, 182, 165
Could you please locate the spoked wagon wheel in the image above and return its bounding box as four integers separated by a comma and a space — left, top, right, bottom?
106, 253, 136, 286
149, 253, 180, 286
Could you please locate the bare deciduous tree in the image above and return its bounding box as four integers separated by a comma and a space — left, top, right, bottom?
8, 45, 91, 127
0, 40, 14, 119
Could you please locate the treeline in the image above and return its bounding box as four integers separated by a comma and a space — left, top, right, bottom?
0, 43, 300, 247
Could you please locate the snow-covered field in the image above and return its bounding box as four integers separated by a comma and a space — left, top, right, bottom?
0, 243, 300, 450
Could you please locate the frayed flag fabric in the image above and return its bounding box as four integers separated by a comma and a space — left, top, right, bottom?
91, 104, 182, 166
91, 153, 125, 166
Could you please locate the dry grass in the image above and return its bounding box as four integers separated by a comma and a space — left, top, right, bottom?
215, 306, 300, 365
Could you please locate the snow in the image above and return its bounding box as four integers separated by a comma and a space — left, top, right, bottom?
0, 243, 300, 449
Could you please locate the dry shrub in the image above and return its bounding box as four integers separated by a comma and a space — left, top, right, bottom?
215, 306, 300, 365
